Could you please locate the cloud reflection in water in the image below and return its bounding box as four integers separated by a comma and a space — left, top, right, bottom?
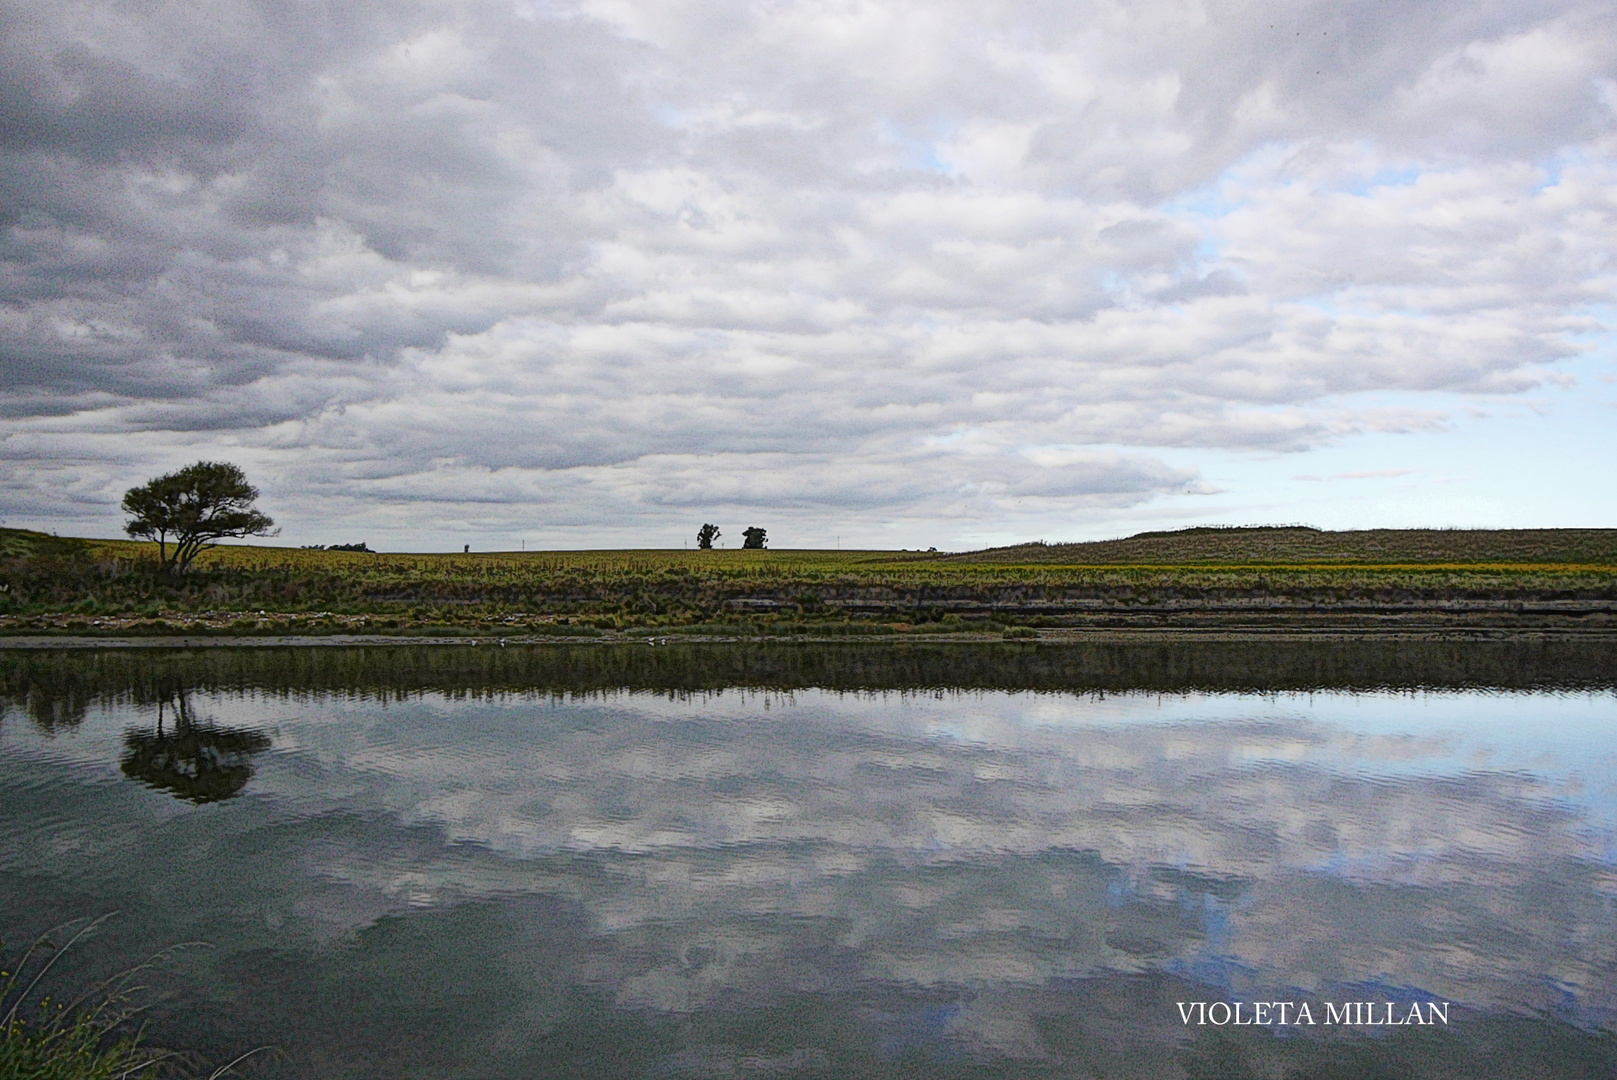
2, 681, 1615, 1075
226, 689, 1617, 1014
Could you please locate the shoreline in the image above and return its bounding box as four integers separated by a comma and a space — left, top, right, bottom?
6, 625, 1617, 649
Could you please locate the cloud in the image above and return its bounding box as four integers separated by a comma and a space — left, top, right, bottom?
0, 0, 1613, 544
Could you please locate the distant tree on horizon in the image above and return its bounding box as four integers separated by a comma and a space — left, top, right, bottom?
742, 526, 767, 550
697, 523, 721, 549
122, 461, 277, 575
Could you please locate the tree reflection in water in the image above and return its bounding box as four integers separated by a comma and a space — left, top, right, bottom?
119, 683, 271, 804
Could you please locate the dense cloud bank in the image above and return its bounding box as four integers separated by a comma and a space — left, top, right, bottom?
1, 0, 1613, 545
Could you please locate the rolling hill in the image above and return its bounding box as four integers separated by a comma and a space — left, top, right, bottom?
948, 526, 1617, 565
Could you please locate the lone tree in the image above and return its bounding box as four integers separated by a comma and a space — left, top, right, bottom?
122, 461, 277, 574
697, 523, 721, 549
741, 526, 767, 550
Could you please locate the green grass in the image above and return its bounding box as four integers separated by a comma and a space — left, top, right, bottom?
0, 918, 169, 1080
2, 525, 1614, 632
0, 1013, 158, 1080
0, 918, 268, 1080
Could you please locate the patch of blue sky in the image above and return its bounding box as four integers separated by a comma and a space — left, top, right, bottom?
1569, 304, 1617, 346
873, 117, 959, 175
1160, 178, 1244, 222
650, 101, 693, 130
1528, 145, 1592, 192
1099, 270, 1132, 297
1181, 390, 1608, 531
918, 145, 951, 174
1554, 343, 1617, 383
1038, 351, 1617, 543
1160, 138, 1333, 222
1336, 164, 1422, 196
1192, 233, 1225, 263
1292, 296, 1342, 317
922, 427, 972, 448
1531, 165, 1564, 193
1159, 172, 1250, 269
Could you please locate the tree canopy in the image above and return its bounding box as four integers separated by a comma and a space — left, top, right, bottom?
742, 526, 767, 549
122, 461, 277, 574
697, 523, 721, 549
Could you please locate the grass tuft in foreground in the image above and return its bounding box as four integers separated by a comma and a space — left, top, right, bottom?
0, 1009, 156, 1080
0, 915, 267, 1080
0, 916, 171, 1079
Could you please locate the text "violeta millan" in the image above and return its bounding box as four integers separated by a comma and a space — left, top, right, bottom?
1176, 1001, 1450, 1027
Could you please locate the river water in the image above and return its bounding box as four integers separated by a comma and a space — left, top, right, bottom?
2, 641, 1616, 1078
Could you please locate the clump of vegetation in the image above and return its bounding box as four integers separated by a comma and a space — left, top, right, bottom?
0, 916, 170, 1079
0, 916, 267, 1080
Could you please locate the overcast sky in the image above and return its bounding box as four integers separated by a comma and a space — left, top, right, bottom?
1, 0, 1614, 550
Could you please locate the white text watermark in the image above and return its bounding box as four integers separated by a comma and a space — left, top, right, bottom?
1176, 1001, 1449, 1027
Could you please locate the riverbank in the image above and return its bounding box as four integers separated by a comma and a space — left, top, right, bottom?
3, 596, 1614, 639
4, 623, 1617, 650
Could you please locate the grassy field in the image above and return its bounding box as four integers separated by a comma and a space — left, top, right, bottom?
1, 525, 1615, 635
959, 525, 1617, 564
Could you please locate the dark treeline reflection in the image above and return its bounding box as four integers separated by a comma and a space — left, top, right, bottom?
3, 639, 1617, 723
118, 682, 271, 804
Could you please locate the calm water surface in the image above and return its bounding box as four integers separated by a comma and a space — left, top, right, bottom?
3, 642, 1616, 1078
